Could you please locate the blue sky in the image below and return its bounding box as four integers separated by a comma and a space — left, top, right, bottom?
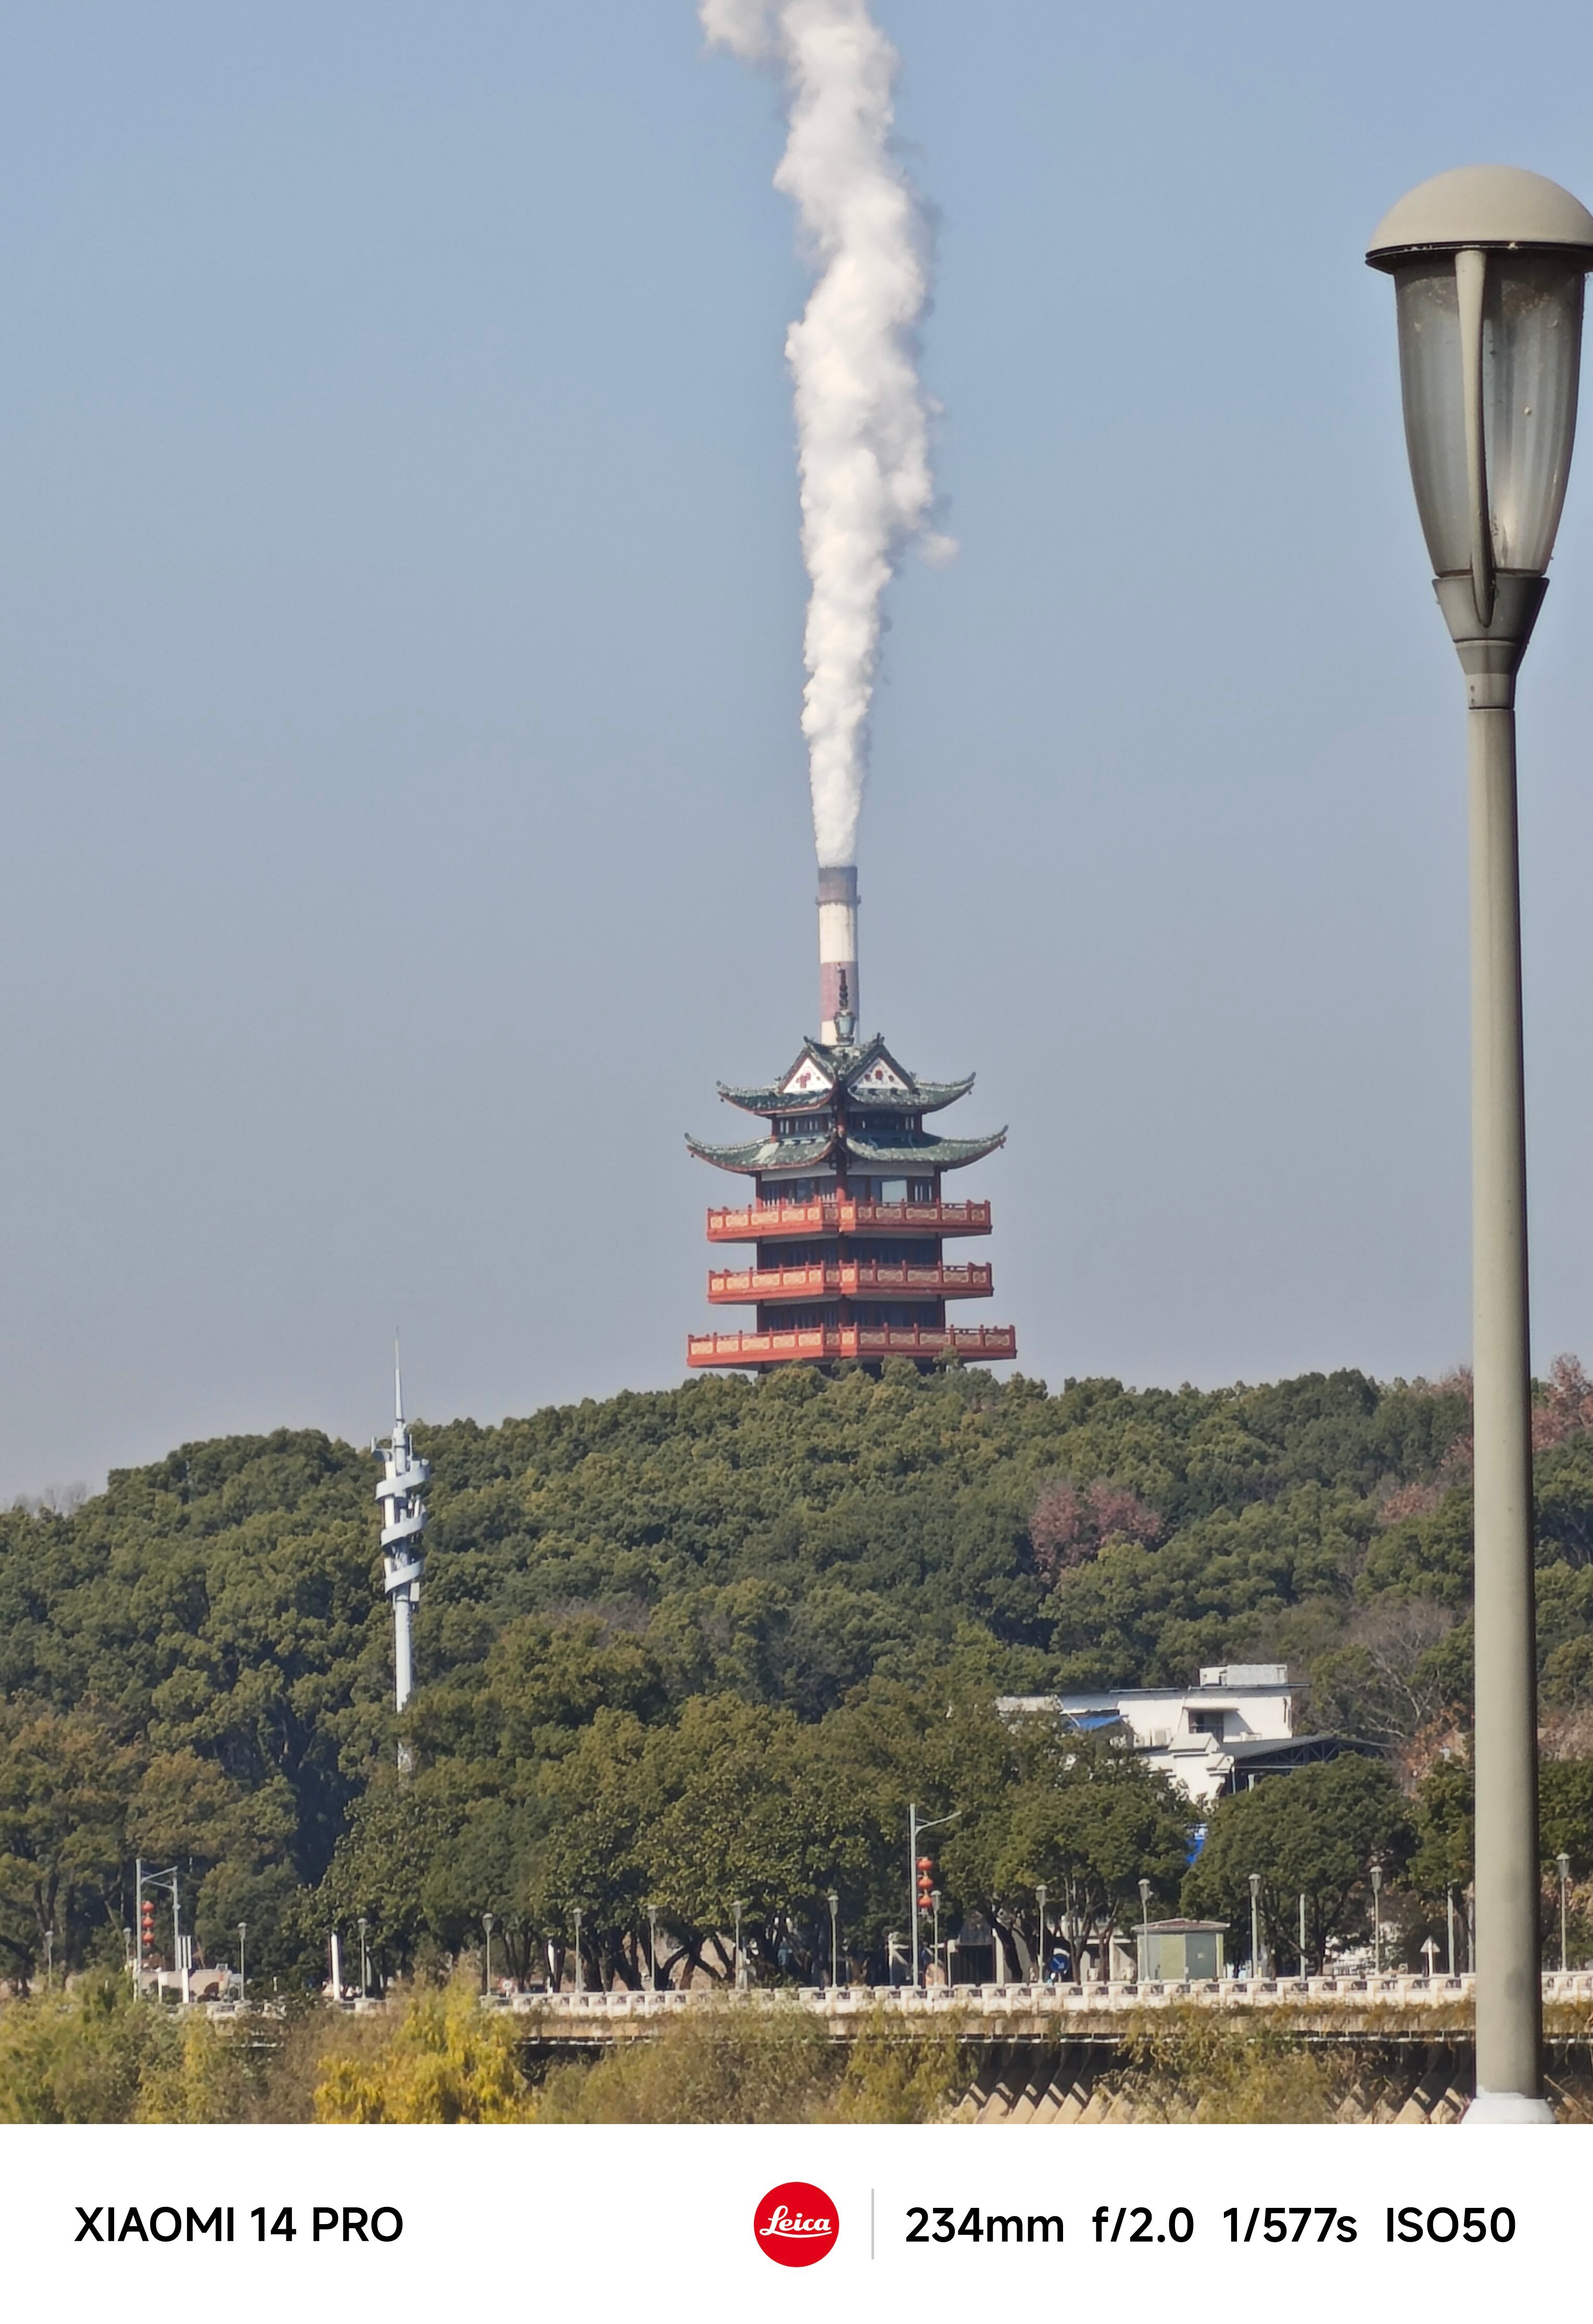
4, 0, 1593, 1494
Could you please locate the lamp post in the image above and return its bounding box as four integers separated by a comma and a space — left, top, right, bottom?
732, 1899, 745, 1991
930, 1890, 942, 1985
1371, 1863, 1383, 1977
826, 1891, 840, 1990
1298, 1891, 1308, 1977
357, 1917, 369, 2000
906, 1804, 961, 1989
1138, 1878, 1152, 1982
1035, 1883, 1048, 1984
483, 1912, 495, 1996
1558, 1853, 1572, 1974
1369, 163, 1593, 2123
1247, 1873, 1262, 1980
648, 1904, 659, 1993
1447, 1885, 1457, 1978
572, 1906, 584, 1995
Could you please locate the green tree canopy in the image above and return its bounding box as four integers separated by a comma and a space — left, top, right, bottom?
1183, 1755, 1411, 1972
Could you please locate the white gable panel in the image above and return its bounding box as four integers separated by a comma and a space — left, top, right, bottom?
853, 1058, 910, 1094
782, 1058, 833, 1094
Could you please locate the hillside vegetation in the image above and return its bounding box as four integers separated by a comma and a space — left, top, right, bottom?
4, 1358, 1593, 1990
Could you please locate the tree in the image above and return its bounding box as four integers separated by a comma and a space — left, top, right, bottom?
1409, 1751, 1473, 1899
645, 1695, 871, 1983
523, 1709, 653, 1989
314, 1981, 535, 2123
1030, 1477, 1162, 1577
1538, 1760, 1593, 1877
1182, 1756, 1411, 1972
1308, 1599, 1462, 1748
0, 1704, 137, 1982
946, 1719, 1194, 1972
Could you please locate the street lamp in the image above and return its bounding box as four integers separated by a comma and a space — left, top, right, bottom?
237, 1922, 247, 2006
1035, 1883, 1048, 1984
732, 1899, 745, 1991
572, 1905, 584, 1995
1369, 163, 1593, 2124
1247, 1873, 1262, 1980
906, 1804, 962, 1989
648, 1904, 659, 1993
357, 1917, 369, 2000
827, 1890, 840, 1990
930, 1890, 942, 1985
483, 1912, 495, 1996
1558, 1853, 1572, 1973
1138, 1878, 1152, 1982
1298, 1891, 1308, 1978
1371, 1863, 1383, 1977
1447, 1885, 1457, 1978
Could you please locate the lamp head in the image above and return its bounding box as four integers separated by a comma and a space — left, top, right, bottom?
1368, 167, 1593, 683
1367, 165, 1593, 270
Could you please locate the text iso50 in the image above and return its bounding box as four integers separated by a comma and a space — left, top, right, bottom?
1386, 2207, 1515, 2245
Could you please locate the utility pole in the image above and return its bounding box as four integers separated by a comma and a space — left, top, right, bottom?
907, 1804, 960, 1989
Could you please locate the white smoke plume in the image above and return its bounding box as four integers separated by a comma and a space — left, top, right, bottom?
701, 0, 951, 868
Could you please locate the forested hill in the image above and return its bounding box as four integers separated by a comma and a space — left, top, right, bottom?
5, 1358, 1593, 1988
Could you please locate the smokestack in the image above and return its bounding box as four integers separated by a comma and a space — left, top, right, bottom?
818, 864, 858, 1044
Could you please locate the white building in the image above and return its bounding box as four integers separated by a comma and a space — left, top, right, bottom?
998, 1663, 1354, 1806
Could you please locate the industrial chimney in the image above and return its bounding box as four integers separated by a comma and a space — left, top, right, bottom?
817, 865, 859, 1044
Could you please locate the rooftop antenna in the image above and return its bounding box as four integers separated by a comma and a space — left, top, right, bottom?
374, 1331, 428, 1757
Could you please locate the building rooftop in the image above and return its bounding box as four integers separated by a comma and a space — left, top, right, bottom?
687, 1126, 1006, 1176
715, 1035, 977, 1118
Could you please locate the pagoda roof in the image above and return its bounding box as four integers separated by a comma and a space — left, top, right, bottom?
685, 1130, 838, 1176
845, 1128, 1006, 1171
717, 1033, 976, 1118
684, 1125, 1005, 1178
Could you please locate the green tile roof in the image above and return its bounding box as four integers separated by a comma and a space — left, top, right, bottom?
716, 1033, 975, 1117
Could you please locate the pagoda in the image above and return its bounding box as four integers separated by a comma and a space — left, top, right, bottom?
686, 871, 1015, 1372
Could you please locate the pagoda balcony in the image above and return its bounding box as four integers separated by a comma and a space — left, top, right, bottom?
706, 1197, 992, 1244
706, 1260, 993, 1305
687, 1323, 1017, 1368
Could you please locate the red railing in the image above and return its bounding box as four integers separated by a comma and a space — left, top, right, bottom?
706, 1261, 993, 1304
705, 1197, 992, 1243
686, 1324, 1017, 1367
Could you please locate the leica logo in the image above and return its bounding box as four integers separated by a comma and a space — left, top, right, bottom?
754, 2181, 839, 2267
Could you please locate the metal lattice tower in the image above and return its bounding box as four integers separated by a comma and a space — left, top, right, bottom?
375, 1346, 429, 1720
